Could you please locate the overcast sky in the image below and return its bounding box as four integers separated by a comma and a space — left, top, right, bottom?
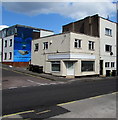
1, 1, 117, 33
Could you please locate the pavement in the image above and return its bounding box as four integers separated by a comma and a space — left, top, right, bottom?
2, 63, 118, 82
2, 92, 117, 119
1, 63, 118, 90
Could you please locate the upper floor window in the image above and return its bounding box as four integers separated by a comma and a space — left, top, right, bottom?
9, 52, 12, 60
105, 28, 112, 36
9, 39, 12, 47
105, 62, 110, 67
43, 42, 48, 50
4, 53, 7, 60
105, 45, 112, 52
34, 43, 39, 51
111, 62, 115, 68
5, 40, 7, 47
74, 39, 82, 48
88, 41, 94, 50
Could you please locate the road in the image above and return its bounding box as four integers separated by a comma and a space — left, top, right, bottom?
2, 67, 118, 117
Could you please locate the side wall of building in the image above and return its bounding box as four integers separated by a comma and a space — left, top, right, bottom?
99, 18, 117, 76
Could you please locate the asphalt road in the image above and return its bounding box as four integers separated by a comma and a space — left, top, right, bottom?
2, 68, 118, 116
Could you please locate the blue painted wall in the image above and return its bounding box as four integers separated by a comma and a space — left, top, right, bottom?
14, 27, 33, 62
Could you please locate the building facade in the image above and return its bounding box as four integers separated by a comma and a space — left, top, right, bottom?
63, 14, 117, 76
31, 32, 99, 77
0, 24, 54, 67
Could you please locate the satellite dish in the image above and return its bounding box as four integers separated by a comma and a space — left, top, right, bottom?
110, 52, 113, 55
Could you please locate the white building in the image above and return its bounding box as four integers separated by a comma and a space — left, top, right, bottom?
99, 17, 117, 76
31, 32, 100, 78
62, 14, 117, 76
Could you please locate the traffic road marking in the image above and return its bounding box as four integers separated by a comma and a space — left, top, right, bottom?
36, 110, 51, 114
57, 92, 118, 106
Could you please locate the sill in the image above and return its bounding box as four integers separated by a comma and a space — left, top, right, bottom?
52, 71, 60, 72
89, 49, 95, 51
75, 47, 82, 49
105, 34, 112, 37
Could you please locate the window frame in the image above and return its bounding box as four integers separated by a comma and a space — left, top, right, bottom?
51, 61, 60, 72
43, 42, 48, 50
81, 61, 95, 72
111, 62, 115, 68
34, 43, 39, 52
105, 45, 112, 52
74, 39, 82, 49
4, 53, 7, 60
105, 28, 112, 36
88, 41, 95, 50
5, 40, 7, 47
9, 39, 12, 47
105, 62, 110, 68
9, 52, 12, 60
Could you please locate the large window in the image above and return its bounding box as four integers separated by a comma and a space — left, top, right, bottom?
81, 61, 95, 72
74, 39, 82, 48
105, 45, 112, 52
34, 43, 39, 51
9, 39, 12, 47
43, 42, 48, 50
52, 61, 60, 72
88, 41, 94, 50
105, 28, 112, 36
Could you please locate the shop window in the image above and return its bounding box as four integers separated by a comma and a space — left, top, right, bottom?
81, 61, 95, 72
52, 61, 60, 72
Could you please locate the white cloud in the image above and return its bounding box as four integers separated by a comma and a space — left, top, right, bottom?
2, 1, 116, 20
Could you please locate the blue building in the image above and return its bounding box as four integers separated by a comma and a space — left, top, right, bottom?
0, 24, 54, 67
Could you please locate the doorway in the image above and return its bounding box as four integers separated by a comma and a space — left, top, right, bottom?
65, 62, 75, 76
100, 60, 103, 75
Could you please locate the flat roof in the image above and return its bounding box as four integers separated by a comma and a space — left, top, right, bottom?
63, 14, 117, 27
1, 24, 54, 32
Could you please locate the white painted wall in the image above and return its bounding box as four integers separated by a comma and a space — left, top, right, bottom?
99, 17, 117, 75
40, 30, 54, 37
31, 32, 100, 77
3, 35, 14, 62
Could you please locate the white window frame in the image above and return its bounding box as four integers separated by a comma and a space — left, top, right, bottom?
74, 39, 82, 48
111, 62, 115, 68
5, 40, 7, 47
105, 62, 110, 68
105, 45, 112, 52
105, 28, 112, 36
4, 53, 7, 60
9, 52, 12, 60
88, 41, 95, 50
43, 42, 48, 50
51, 61, 60, 72
34, 43, 39, 51
9, 39, 12, 47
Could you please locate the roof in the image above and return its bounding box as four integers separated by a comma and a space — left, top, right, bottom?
1, 24, 54, 32
63, 14, 117, 27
